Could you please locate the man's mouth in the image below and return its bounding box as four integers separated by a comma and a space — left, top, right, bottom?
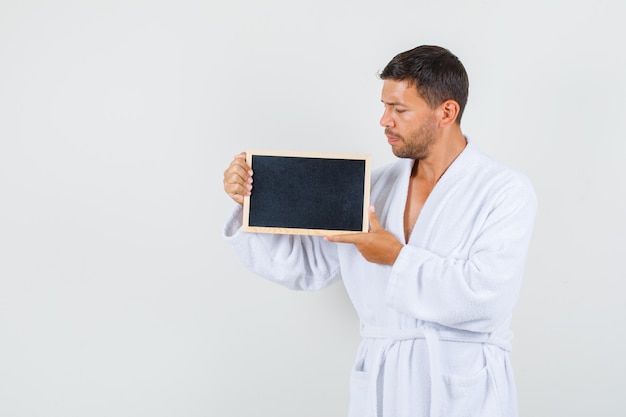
385, 129, 402, 142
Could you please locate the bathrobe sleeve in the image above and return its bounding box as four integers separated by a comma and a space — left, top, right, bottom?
386, 177, 537, 333
222, 205, 342, 291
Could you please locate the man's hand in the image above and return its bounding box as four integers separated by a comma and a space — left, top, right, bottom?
223, 152, 253, 205
325, 206, 403, 265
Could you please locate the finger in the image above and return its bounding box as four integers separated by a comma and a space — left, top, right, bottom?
324, 232, 364, 244
228, 152, 253, 185
368, 205, 382, 232
224, 157, 253, 184
225, 180, 251, 200
236, 152, 253, 179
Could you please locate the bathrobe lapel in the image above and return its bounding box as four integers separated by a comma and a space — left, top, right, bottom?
406, 141, 476, 247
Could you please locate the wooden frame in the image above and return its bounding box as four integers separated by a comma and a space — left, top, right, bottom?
242, 150, 371, 235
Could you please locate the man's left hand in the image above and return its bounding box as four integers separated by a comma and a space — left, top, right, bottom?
325, 206, 403, 265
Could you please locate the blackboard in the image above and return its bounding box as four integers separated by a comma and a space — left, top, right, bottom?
242, 150, 371, 235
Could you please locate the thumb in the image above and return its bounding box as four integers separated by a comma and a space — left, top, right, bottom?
368, 205, 382, 232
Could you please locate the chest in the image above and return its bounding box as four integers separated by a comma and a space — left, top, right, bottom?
403, 176, 436, 243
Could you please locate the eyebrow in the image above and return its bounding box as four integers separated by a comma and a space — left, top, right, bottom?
381, 100, 407, 106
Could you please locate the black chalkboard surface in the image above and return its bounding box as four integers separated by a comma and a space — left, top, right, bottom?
243, 150, 371, 235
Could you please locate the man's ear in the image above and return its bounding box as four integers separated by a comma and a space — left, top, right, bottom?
437, 100, 460, 127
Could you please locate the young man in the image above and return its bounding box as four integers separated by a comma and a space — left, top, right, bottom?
222, 45, 537, 417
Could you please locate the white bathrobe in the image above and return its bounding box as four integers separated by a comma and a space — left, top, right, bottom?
222, 141, 537, 417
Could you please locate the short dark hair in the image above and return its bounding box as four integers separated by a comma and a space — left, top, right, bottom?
379, 45, 469, 123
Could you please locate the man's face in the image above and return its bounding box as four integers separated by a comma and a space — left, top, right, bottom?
380, 79, 438, 160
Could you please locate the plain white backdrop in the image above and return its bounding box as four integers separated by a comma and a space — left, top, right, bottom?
1, 0, 625, 416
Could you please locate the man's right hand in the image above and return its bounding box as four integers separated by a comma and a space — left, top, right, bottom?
223, 152, 253, 205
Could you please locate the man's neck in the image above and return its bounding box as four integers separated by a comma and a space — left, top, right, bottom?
413, 129, 467, 183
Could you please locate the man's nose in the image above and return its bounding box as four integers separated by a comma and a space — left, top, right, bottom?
379, 110, 393, 128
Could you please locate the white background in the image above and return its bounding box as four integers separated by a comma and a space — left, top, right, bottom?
1, 0, 625, 416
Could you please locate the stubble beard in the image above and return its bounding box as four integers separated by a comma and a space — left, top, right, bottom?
388, 119, 437, 160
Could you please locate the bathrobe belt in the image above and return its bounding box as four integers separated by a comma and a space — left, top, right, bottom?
360, 324, 511, 417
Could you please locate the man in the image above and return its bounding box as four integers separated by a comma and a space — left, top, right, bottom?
222, 45, 536, 417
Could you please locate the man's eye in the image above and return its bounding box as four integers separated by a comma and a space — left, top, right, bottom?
396, 109, 406, 113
